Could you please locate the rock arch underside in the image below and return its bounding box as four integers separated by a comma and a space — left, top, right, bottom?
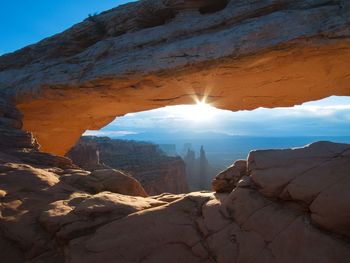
1, 1, 350, 263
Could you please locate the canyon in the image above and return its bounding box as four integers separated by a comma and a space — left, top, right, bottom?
1, 0, 350, 262
0, 97, 349, 262
67, 136, 189, 195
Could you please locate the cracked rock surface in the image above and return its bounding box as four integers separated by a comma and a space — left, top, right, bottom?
1, 101, 349, 263
248, 141, 350, 237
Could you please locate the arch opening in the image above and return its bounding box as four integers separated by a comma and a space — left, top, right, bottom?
66, 96, 350, 192
14, 41, 350, 157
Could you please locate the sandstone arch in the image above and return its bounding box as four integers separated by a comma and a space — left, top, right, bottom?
0, 0, 350, 155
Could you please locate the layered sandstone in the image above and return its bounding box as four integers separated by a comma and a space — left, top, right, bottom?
0, 0, 349, 155
1, 1, 350, 262
67, 136, 189, 195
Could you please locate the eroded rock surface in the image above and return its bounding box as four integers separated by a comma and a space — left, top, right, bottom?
248, 141, 350, 237
0, 0, 349, 154
212, 159, 247, 192
0, 1, 350, 261
1, 108, 349, 263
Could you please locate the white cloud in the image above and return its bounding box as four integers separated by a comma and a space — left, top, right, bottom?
90, 96, 350, 137
83, 130, 139, 137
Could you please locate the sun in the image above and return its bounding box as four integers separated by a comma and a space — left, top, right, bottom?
185, 99, 217, 122
157, 99, 219, 123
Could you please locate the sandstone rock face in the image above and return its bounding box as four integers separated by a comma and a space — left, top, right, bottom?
67, 136, 189, 195
90, 169, 148, 197
61, 168, 148, 197
1, 1, 350, 261
1, 111, 350, 263
65, 139, 105, 171
0, 97, 75, 169
212, 141, 350, 238
212, 159, 247, 192
248, 141, 350, 237
0, 164, 163, 262
0, 0, 349, 155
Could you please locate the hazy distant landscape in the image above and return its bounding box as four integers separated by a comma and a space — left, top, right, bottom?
85, 96, 350, 171
94, 134, 350, 170
75, 133, 350, 192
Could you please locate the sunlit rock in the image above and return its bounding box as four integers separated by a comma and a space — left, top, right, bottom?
0, 0, 350, 262
0, 0, 349, 155
248, 141, 350, 237
90, 169, 148, 197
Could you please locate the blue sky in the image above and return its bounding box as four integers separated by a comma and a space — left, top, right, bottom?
1, 2, 349, 138
0, 0, 131, 55
85, 96, 350, 138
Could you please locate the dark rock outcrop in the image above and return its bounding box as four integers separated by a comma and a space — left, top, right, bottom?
65, 139, 105, 171
67, 136, 189, 195
212, 159, 247, 193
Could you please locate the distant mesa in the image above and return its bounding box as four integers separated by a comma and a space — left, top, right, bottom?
67, 136, 189, 195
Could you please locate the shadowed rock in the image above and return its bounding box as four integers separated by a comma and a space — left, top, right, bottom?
212, 159, 247, 192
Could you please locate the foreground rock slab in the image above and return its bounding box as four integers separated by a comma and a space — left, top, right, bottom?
1, 0, 349, 155
1, 137, 350, 262
248, 141, 350, 237
212, 159, 247, 192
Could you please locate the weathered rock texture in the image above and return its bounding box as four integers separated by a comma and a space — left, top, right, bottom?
0, 97, 75, 170
1, 133, 350, 262
67, 136, 189, 195
212, 140, 350, 237
1, 1, 350, 261
1, 0, 349, 155
248, 141, 350, 237
1, 102, 350, 262
212, 159, 247, 192
65, 138, 106, 171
